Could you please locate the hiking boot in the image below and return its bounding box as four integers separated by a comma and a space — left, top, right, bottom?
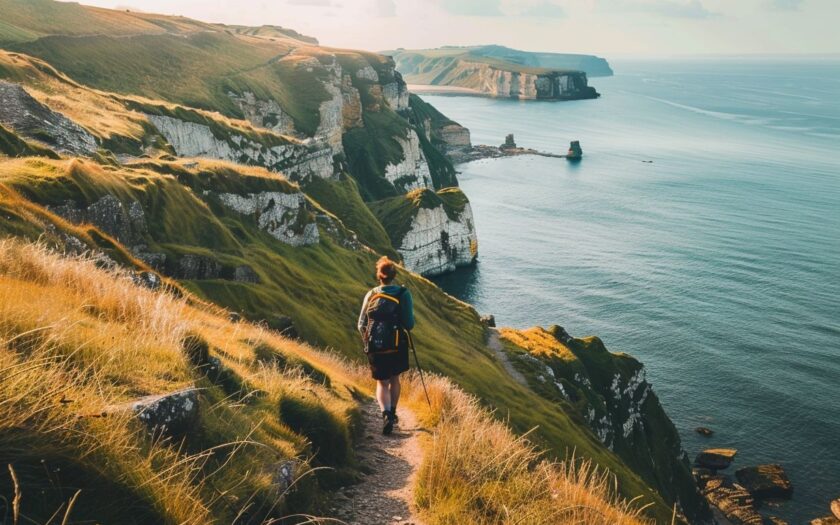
391, 408, 399, 424
382, 410, 395, 435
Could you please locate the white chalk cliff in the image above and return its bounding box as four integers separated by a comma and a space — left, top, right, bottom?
384, 129, 433, 193
399, 202, 478, 276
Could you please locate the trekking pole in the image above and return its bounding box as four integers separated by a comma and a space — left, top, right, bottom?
408, 332, 432, 409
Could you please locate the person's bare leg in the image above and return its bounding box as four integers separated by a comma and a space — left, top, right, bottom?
390, 375, 401, 413
376, 379, 391, 412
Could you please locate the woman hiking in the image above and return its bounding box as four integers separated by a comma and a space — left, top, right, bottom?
358, 256, 415, 435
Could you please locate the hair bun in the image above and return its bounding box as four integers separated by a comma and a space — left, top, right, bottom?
376, 256, 397, 282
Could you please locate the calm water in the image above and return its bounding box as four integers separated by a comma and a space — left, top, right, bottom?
427, 59, 840, 522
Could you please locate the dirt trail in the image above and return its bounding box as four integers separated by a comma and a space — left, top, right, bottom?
328, 402, 427, 525
486, 328, 528, 387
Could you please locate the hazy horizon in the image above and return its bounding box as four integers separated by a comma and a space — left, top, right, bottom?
67, 0, 839, 57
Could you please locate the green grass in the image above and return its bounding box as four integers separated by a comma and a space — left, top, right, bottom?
6, 29, 334, 136
0, 124, 59, 158
302, 174, 399, 258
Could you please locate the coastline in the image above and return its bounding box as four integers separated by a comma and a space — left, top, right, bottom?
407, 84, 486, 96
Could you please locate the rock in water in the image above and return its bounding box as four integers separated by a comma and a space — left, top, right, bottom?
695, 448, 737, 470
735, 464, 793, 500
811, 518, 840, 525
567, 140, 582, 160
696, 426, 714, 437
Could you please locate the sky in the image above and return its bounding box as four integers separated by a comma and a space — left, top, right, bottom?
74, 0, 838, 56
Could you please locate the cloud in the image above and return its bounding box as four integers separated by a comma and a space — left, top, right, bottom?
518, 1, 566, 17
375, 0, 396, 16
764, 0, 803, 10
287, 0, 334, 5
607, 0, 718, 19
437, 0, 504, 16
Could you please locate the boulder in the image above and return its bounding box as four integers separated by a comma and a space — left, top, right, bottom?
695, 448, 737, 470
696, 426, 714, 437
266, 315, 298, 338
480, 314, 496, 328
811, 518, 840, 525
177, 254, 221, 280
233, 264, 260, 283
702, 477, 762, 525
832, 498, 840, 519
127, 387, 199, 437
131, 271, 162, 290
735, 464, 792, 500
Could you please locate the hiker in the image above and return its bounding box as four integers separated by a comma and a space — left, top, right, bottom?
358, 256, 415, 435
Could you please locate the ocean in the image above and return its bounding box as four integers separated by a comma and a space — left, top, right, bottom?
426, 58, 840, 522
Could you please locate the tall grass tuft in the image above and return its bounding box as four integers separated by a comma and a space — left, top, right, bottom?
400, 373, 651, 525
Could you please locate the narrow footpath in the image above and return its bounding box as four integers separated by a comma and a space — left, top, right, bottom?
328, 402, 426, 525
486, 328, 528, 387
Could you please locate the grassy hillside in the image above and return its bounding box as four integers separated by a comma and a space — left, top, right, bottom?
0, 153, 688, 522
0, 236, 652, 524
0, 2, 702, 520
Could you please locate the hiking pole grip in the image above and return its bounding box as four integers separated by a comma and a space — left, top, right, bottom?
408, 332, 432, 409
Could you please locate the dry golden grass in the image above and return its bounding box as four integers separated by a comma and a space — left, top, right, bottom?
397, 373, 652, 525
0, 238, 358, 522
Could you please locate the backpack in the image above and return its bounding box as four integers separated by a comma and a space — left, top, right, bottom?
362, 287, 406, 354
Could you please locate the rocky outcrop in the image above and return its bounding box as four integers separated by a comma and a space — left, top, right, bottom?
227, 91, 297, 136
696, 448, 738, 470
147, 114, 335, 181
699, 476, 763, 525
399, 195, 477, 276
217, 191, 320, 247
0, 81, 97, 155
384, 130, 433, 193
177, 254, 222, 280
735, 464, 793, 500
499, 326, 705, 520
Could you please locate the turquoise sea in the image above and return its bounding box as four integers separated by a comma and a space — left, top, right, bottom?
427, 59, 840, 522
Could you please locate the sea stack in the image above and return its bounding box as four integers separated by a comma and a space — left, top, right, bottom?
567, 140, 582, 160
501, 133, 517, 149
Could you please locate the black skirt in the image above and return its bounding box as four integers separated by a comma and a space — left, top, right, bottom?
368, 344, 409, 380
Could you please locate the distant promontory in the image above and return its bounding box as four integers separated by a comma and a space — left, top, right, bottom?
384, 45, 612, 101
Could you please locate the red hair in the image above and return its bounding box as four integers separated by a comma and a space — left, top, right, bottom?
376, 256, 397, 283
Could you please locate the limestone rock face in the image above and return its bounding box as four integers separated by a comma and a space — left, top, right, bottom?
439, 124, 471, 148
399, 201, 477, 276
384, 130, 433, 193
227, 91, 297, 136
0, 80, 97, 155
217, 191, 320, 247
463, 62, 599, 100
383, 79, 410, 111
146, 114, 335, 180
